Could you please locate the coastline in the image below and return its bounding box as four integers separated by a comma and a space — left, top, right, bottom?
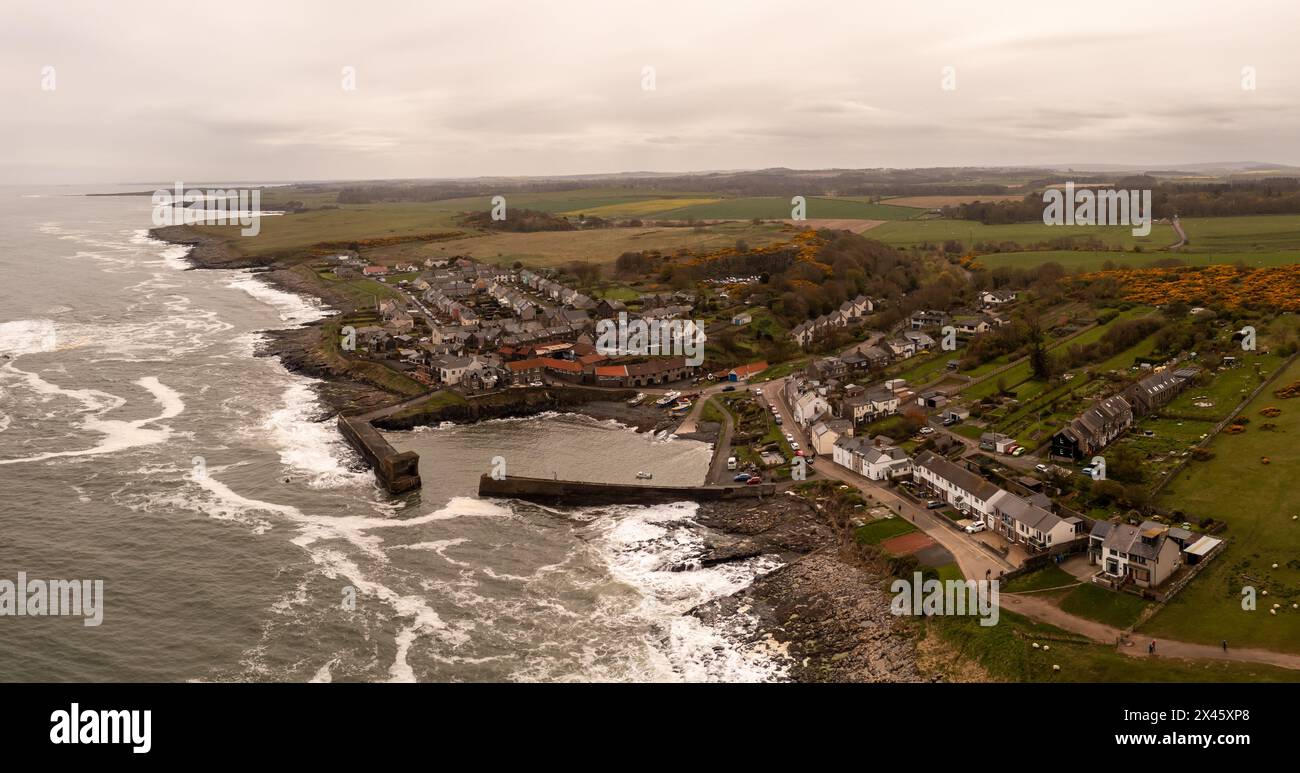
689, 495, 930, 682
147, 224, 931, 683
147, 224, 655, 429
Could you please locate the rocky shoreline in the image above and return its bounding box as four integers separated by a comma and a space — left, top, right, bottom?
689, 496, 930, 682
149, 225, 656, 429
150, 225, 932, 683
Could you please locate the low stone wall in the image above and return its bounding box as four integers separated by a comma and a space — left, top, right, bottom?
337, 415, 421, 494
478, 474, 776, 505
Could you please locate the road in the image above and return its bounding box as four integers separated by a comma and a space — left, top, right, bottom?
760, 377, 1012, 582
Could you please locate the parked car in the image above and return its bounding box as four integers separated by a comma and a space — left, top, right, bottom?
1035, 464, 1050, 474
1011, 447, 1026, 457
722, 385, 736, 392
964, 520, 987, 534
794, 449, 805, 457
785, 433, 795, 442
727, 456, 737, 471
926, 500, 945, 509
733, 473, 752, 483
919, 426, 935, 436
774, 416, 783, 425
790, 441, 800, 451
746, 476, 762, 485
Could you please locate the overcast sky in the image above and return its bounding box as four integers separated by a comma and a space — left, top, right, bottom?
3, 0, 1298, 184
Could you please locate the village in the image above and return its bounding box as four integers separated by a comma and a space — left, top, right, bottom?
325, 246, 1249, 623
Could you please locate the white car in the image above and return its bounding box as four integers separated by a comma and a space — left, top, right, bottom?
919, 426, 935, 436
1035, 464, 1050, 474
790, 441, 800, 451
964, 520, 987, 534
785, 433, 795, 442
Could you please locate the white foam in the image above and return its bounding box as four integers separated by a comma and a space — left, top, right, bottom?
0, 319, 58, 356
0, 368, 183, 465
260, 380, 369, 489
225, 274, 330, 325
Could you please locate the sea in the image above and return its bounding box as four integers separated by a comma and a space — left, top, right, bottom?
0, 185, 789, 682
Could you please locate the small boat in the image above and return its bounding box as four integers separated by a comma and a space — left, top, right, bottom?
654, 391, 681, 407
627, 393, 646, 407
636, 471, 653, 479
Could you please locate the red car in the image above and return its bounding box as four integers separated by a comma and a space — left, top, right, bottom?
746, 476, 763, 485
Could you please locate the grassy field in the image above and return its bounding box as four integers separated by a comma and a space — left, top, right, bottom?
854, 516, 918, 545
364, 221, 789, 267
871, 219, 1174, 251
1140, 355, 1300, 653
928, 611, 1300, 682
653, 196, 924, 221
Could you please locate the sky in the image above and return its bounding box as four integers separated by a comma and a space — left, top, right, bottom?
2, 0, 1298, 184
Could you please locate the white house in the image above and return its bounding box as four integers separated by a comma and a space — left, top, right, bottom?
912, 450, 1002, 518
1089, 521, 1182, 588
988, 490, 1082, 550
861, 445, 913, 480
793, 391, 831, 427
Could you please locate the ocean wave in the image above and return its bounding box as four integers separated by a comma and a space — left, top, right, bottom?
0, 369, 183, 466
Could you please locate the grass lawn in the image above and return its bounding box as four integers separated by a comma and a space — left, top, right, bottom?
1139, 356, 1300, 653
1003, 564, 1079, 593
1059, 584, 1152, 629
854, 517, 918, 545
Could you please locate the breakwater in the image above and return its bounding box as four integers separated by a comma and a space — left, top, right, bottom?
337, 415, 421, 494
478, 474, 776, 505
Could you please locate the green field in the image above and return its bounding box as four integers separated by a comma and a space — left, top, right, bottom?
854, 516, 918, 545
653, 196, 924, 221
929, 611, 1300, 682
1140, 355, 1300, 653
872, 214, 1300, 271
871, 218, 1173, 250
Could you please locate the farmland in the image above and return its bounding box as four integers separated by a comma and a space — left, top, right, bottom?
651, 196, 924, 221
1139, 355, 1300, 653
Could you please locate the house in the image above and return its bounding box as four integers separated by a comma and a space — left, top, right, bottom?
861, 444, 913, 480
987, 490, 1083, 551
793, 390, 831, 427
807, 356, 848, 381
731, 312, 752, 326
1051, 394, 1135, 460
1122, 367, 1199, 416
885, 338, 916, 359
1053, 367, 1198, 460
362, 265, 390, 276
727, 361, 768, 382
912, 450, 1003, 518
433, 355, 474, 386
809, 421, 843, 456
981, 290, 1017, 307
1089, 520, 1182, 589
952, 315, 991, 337
841, 385, 899, 424
902, 330, 936, 350
910, 309, 949, 330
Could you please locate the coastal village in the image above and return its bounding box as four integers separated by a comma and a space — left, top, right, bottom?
145, 168, 1300, 682
320, 246, 1254, 628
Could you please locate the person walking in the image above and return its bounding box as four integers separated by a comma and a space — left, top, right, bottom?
1222, 639, 1228, 653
